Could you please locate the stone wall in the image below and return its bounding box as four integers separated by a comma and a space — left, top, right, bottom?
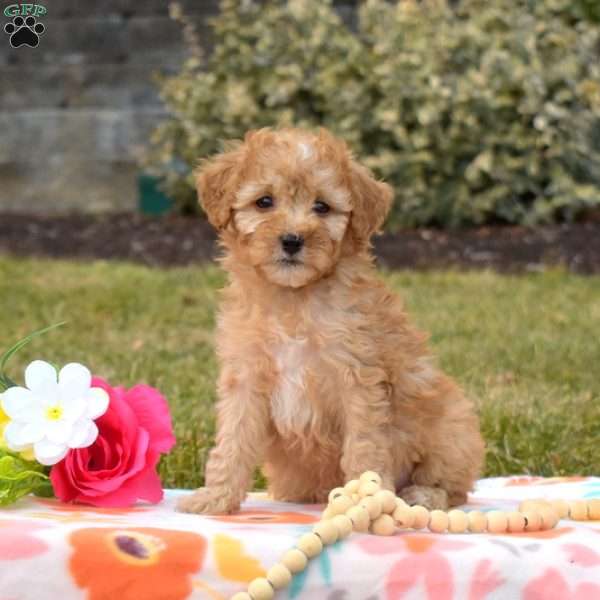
0, 0, 358, 214
0, 0, 221, 213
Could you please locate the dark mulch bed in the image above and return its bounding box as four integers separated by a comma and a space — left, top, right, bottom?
1, 212, 599, 274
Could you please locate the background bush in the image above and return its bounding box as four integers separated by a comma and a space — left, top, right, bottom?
144, 0, 600, 228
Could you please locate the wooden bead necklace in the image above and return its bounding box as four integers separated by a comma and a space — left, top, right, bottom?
231, 471, 600, 600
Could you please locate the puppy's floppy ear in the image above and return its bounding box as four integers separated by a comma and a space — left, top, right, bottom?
196, 142, 244, 230
347, 159, 393, 245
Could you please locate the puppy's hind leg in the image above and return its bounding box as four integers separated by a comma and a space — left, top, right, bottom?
399, 484, 449, 511
399, 383, 484, 511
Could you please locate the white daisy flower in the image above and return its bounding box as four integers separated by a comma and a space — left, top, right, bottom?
0, 360, 109, 465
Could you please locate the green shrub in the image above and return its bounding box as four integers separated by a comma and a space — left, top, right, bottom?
144, 0, 600, 228
557, 0, 600, 24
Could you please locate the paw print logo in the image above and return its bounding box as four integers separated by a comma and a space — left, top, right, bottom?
4, 15, 45, 48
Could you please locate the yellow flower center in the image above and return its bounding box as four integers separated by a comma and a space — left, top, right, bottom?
1, 402, 9, 449
0, 423, 6, 449
46, 406, 63, 421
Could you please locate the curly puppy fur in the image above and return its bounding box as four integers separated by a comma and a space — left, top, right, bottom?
177, 128, 484, 515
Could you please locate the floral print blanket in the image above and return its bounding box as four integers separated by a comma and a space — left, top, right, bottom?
0, 476, 599, 600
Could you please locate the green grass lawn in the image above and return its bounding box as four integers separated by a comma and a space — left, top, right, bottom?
1, 255, 599, 489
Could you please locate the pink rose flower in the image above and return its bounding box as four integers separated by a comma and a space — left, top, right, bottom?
50, 378, 176, 508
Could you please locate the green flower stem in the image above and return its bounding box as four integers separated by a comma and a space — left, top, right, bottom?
0, 322, 66, 390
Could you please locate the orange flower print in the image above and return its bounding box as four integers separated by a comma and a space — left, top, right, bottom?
211, 510, 318, 525
69, 527, 206, 600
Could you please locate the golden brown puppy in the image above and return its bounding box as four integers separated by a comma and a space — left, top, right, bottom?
177, 128, 484, 514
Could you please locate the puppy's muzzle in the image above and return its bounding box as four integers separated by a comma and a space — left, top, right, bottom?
280, 233, 304, 256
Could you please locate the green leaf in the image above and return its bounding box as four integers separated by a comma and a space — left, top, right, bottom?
0, 451, 50, 507
32, 480, 55, 498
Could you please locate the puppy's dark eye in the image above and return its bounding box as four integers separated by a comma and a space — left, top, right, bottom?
313, 200, 331, 215
255, 196, 274, 209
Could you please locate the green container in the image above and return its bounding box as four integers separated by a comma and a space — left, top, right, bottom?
138, 174, 174, 215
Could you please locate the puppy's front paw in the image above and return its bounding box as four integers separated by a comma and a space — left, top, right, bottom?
176, 487, 240, 515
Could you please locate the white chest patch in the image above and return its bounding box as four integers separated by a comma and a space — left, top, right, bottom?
297, 141, 313, 160
270, 335, 312, 433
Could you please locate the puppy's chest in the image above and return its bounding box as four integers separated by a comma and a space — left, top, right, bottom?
266, 305, 356, 435
269, 334, 314, 433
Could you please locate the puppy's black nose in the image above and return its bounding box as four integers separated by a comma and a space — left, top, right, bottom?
280, 233, 304, 255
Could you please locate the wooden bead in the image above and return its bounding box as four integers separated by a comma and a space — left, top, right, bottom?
409, 505, 430, 529
313, 520, 338, 545
359, 471, 382, 486
467, 511, 487, 533
370, 513, 396, 536
374, 490, 397, 514
538, 507, 559, 530
297, 533, 323, 558
358, 481, 381, 498
281, 548, 307, 573
332, 514, 353, 539
344, 479, 360, 495
328, 487, 347, 503
266, 564, 292, 589
507, 511, 526, 533
428, 510, 449, 533
447, 509, 469, 533
329, 494, 354, 516
392, 505, 415, 529
549, 499, 570, 519
588, 499, 600, 520
247, 578, 274, 600
486, 510, 508, 533
321, 506, 335, 520
395, 497, 409, 510
347, 505, 370, 532
523, 510, 542, 532
231, 593, 252, 600
568, 500, 588, 521
359, 496, 383, 520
